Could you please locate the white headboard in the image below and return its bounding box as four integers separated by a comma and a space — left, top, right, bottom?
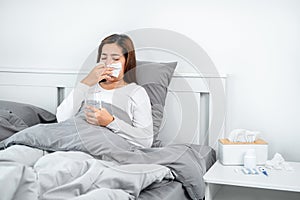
0, 69, 226, 149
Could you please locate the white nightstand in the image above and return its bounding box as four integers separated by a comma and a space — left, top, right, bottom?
203, 160, 300, 200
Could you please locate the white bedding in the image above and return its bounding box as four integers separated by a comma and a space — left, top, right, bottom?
0, 146, 174, 200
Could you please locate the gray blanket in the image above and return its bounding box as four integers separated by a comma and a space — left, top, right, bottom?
0, 150, 174, 200
0, 104, 214, 200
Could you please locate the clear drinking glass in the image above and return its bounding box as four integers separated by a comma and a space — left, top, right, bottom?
84, 90, 102, 110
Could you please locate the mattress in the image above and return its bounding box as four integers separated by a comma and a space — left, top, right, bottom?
138, 180, 189, 200
138, 145, 216, 200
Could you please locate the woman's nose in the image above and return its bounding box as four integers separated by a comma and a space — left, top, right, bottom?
105, 57, 113, 66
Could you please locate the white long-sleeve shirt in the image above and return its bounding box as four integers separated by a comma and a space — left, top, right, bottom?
56, 82, 153, 148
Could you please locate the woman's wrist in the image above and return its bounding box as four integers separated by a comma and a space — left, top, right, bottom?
80, 78, 94, 87
103, 115, 114, 127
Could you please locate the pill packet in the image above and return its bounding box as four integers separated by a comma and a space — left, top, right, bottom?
242, 167, 259, 175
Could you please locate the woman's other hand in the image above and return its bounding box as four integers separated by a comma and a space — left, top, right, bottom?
81, 63, 114, 86
84, 106, 114, 126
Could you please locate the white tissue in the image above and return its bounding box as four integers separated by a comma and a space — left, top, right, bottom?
227, 129, 260, 143
108, 62, 122, 77
265, 153, 293, 171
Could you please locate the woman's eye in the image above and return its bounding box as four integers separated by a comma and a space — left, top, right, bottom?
101, 57, 107, 60
112, 57, 120, 61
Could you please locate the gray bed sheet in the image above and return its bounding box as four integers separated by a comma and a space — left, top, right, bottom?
138, 145, 216, 200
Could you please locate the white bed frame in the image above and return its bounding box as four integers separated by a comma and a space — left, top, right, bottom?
0, 69, 226, 150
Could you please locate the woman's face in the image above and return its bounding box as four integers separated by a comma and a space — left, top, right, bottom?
100, 43, 126, 80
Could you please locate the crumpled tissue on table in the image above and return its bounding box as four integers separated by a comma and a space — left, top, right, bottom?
265, 153, 294, 171
227, 129, 260, 143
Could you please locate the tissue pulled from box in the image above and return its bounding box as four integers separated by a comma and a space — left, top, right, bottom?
227, 129, 260, 143
265, 153, 294, 171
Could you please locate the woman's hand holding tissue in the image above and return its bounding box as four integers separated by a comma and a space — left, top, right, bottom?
81, 63, 114, 86
227, 129, 260, 143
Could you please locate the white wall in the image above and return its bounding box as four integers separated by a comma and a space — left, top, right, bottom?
1, 0, 299, 161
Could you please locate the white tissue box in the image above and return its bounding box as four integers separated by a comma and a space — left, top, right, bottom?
218, 139, 268, 165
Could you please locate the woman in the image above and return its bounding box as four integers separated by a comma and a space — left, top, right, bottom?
56, 34, 153, 148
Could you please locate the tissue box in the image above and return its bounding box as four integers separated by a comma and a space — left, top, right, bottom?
218, 139, 268, 165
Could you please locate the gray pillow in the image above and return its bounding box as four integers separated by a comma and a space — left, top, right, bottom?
136, 61, 177, 147
0, 100, 57, 127
0, 109, 28, 141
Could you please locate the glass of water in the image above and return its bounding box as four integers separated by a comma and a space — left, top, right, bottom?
85, 90, 102, 110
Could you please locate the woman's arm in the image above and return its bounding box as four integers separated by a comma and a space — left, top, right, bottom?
106, 88, 153, 148
56, 83, 89, 122
56, 64, 113, 122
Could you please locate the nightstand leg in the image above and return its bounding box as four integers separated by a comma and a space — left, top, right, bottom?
205, 183, 221, 200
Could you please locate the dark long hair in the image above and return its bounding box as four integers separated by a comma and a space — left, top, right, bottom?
97, 34, 136, 83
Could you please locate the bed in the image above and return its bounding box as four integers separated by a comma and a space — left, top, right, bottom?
0, 64, 226, 200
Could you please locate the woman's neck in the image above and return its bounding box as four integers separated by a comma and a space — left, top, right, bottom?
100, 79, 128, 90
